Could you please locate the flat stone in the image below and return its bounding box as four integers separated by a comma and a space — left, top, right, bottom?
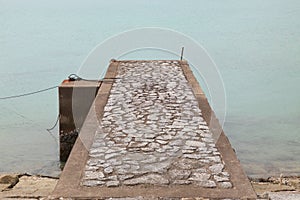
202, 138, 214, 143
104, 166, 114, 174
119, 174, 135, 181
148, 114, 158, 120
207, 156, 221, 163
183, 154, 202, 159
221, 171, 230, 177
140, 155, 157, 164
90, 148, 107, 155
185, 140, 206, 147
84, 171, 105, 180
83, 180, 106, 187
199, 125, 209, 130
144, 162, 170, 173
128, 141, 148, 148
123, 174, 169, 186
182, 149, 195, 154
214, 175, 230, 182
209, 164, 224, 174
169, 140, 183, 146
174, 159, 202, 170
135, 137, 154, 143
123, 129, 137, 134
173, 180, 192, 185
105, 153, 120, 160
156, 139, 168, 145
144, 133, 156, 139
106, 181, 120, 187
107, 159, 122, 166
141, 147, 155, 152
156, 135, 173, 141
268, 192, 300, 200
218, 181, 233, 189
107, 175, 118, 181
148, 142, 160, 149
85, 166, 99, 171
169, 169, 191, 180
106, 147, 124, 154
196, 180, 217, 188
188, 173, 210, 182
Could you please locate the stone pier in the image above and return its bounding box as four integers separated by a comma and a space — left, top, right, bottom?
53, 60, 257, 199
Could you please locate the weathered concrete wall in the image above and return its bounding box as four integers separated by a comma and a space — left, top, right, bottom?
59, 80, 100, 162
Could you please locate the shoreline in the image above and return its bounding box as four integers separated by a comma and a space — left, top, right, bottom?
1, 173, 300, 199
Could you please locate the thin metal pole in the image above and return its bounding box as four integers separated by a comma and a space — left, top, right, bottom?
180, 47, 184, 60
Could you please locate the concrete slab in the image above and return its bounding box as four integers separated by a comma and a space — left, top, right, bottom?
52, 60, 256, 199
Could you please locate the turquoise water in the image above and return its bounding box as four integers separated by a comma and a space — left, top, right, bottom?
0, 0, 299, 177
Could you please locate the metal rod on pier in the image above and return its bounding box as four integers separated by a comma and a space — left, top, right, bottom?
180, 47, 184, 60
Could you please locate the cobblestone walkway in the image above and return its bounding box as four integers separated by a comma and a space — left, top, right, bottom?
82, 60, 232, 189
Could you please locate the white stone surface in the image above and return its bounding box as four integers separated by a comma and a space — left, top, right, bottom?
82, 61, 232, 188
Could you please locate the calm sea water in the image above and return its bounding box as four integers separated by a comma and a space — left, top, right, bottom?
0, 0, 299, 177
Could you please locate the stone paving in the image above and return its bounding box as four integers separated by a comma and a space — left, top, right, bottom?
82, 60, 232, 189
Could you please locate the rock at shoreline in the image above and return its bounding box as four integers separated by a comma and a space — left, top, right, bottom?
0, 174, 58, 198
0, 174, 19, 190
